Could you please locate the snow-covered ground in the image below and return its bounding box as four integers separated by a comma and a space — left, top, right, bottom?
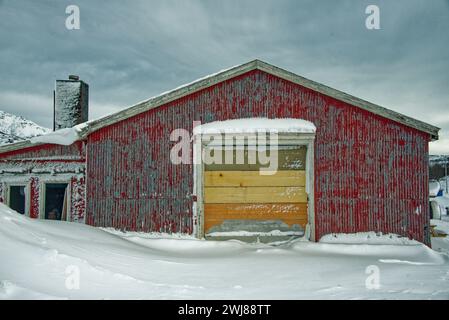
0, 203, 448, 300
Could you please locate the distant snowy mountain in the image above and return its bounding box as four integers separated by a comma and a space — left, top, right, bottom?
0, 110, 50, 145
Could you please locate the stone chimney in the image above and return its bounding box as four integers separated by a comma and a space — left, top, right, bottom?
54, 76, 89, 131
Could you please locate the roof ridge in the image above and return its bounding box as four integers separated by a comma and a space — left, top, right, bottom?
0, 59, 440, 154
82, 59, 438, 140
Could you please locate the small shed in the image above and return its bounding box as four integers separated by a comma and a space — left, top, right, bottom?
0, 60, 440, 245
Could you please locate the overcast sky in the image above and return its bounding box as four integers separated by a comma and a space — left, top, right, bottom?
0, 0, 448, 154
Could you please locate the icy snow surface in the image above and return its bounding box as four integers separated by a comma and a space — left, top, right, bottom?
0, 203, 448, 300
193, 118, 316, 135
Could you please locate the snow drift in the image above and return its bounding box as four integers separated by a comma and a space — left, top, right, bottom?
0, 203, 448, 300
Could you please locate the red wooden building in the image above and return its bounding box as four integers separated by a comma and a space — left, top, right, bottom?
0, 60, 439, 245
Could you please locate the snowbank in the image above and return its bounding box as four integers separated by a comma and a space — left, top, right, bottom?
193, 118, 316, 135
30, 123, 87, 146
0, 204, 448, 300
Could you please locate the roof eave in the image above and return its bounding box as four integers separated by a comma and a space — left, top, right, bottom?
0, 140, 45, 154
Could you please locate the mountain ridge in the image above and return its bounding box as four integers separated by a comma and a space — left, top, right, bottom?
0, 110, 50, 145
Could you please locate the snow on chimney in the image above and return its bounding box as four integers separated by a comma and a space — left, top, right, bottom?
54, 76, 88, 131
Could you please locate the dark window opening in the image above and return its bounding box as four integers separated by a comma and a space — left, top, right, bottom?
45, 183, 68, 221
9, 186, 26, 215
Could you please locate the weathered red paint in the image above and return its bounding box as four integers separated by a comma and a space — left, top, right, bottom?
84, 70, 431, 244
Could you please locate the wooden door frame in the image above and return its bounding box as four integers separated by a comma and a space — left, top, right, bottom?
193, 132, 316, 241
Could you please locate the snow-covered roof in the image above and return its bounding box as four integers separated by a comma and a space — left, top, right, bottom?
29, 123, 87, 146
192, 118, 316, 135
0, 59, 440, 154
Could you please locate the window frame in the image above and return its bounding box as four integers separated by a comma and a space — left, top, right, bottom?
39, 179, 72, 222
5, 181, 30, 217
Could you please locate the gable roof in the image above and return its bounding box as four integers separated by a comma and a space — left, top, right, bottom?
0, 59, 440, 154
